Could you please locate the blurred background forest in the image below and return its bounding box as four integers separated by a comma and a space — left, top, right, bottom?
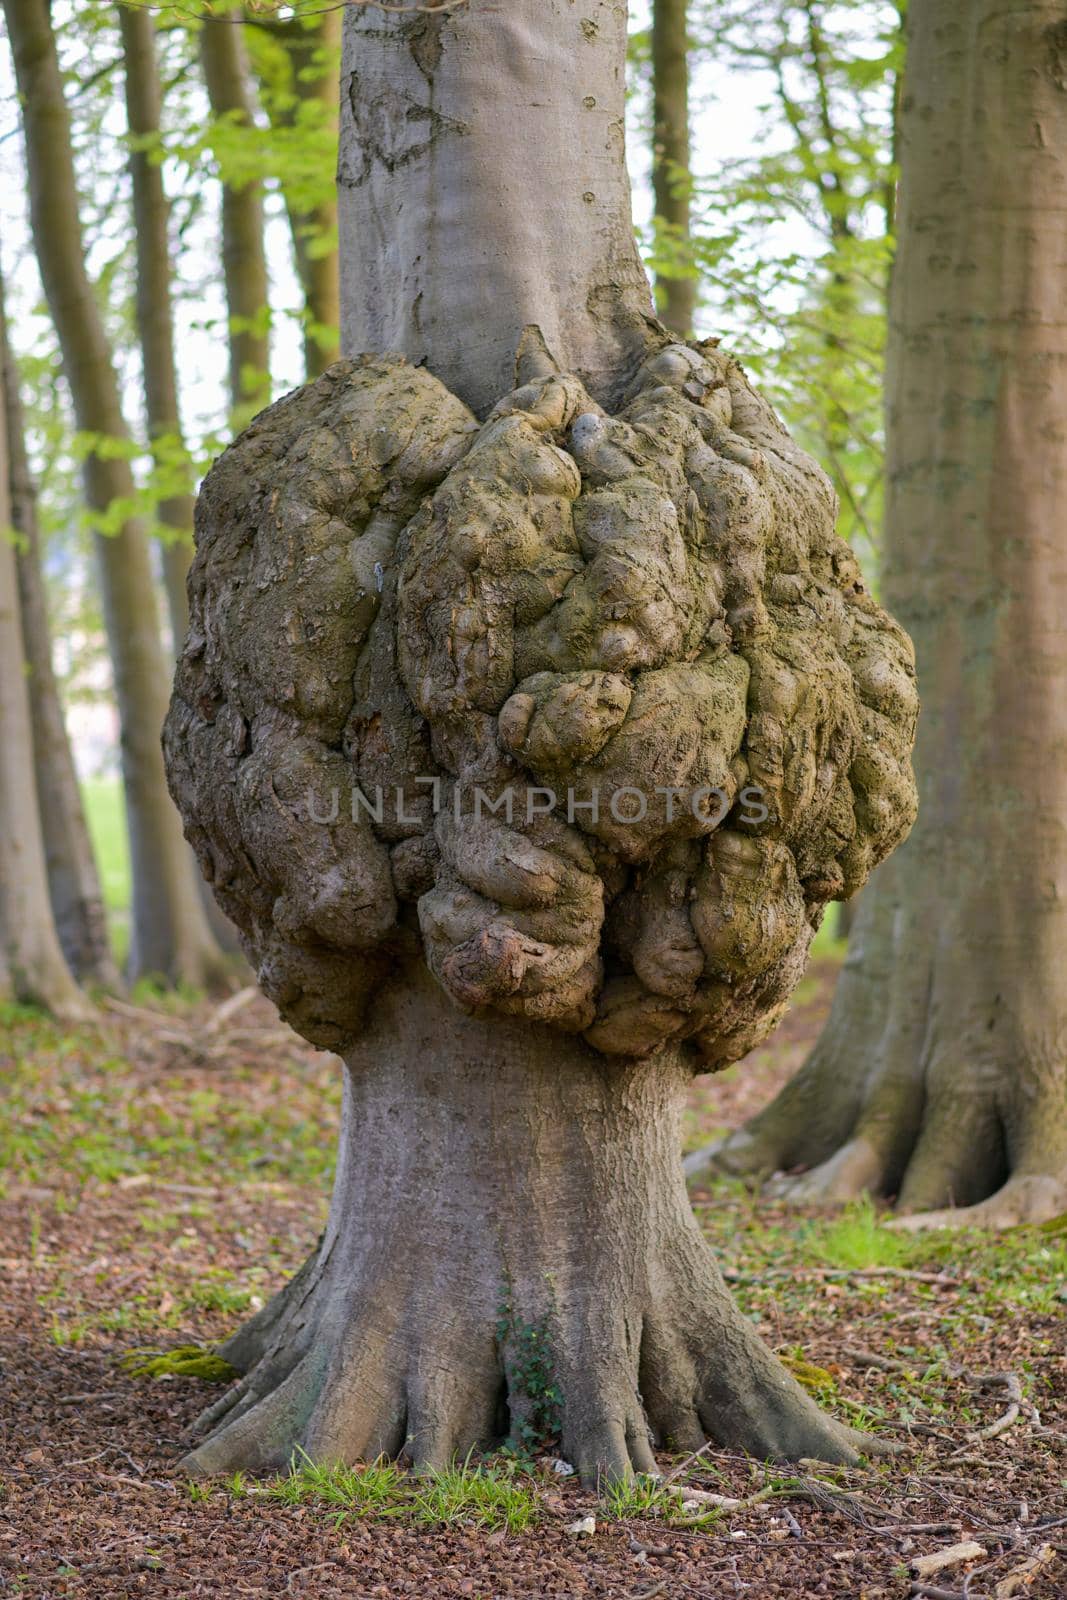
0, 0, 899, 994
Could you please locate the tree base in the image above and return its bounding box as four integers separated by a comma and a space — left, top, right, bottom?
183, 967, 883, 1485
685, 887, 1067, 1228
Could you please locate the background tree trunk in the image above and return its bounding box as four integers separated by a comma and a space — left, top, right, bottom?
121, 3, 244, 959
200, 11, 271, 415
119, 2, 193, 648
0, 303, 92, 1023
5, 0, 228, 988
337, 0, 656, 415
1, 270, 118, 991
248, 12, 340, 377
651, 0, 694, 337
689, 0, 1067, 1227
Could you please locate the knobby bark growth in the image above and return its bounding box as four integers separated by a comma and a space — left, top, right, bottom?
1, 268, 117, 992
164, 0, 917, 1481
651, 0, 695, 336
688, 0, 1067, 1228
5, 0, 227, 987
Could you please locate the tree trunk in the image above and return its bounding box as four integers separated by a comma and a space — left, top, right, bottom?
0, 298, 93, 1023
688, 0, 1067, 1228
119, 2, 193, 647
249, 12, 340, 378
337, 0, 657, 416
5, 0, 228, 988
1, 270, 118, 991
200, 12, 271, 415
168, 0, 914, 1484
651, 0, 694, 337
120, 3, 244, 958
185, 965, 878, 1481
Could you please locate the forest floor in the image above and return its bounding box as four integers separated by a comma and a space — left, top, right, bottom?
1, 958, 1064, 1599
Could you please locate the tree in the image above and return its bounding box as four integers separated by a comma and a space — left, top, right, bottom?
1, 268, 118, 993
4, 0, 228, 987
689, 0, 1067, 1228
246, 9, 341, 377
689, 0, 902, 554
119, 1, 195, 647
0, 283, 93, 1024
163, 0, 917, 1481
651, 0, 694, 336
199, 6, 271, 415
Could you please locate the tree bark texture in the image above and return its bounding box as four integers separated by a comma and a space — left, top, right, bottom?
688, 0, 1067, 1228
1, 269, 118, 991
337, 0, 658, 416
165, 0, 917, 1478
651, 0, 695, 337
200, 11, 271, 415
184, 964, 881, 1481
0, 294, 92, 1023
5, 0, 227, 987
119, 2, 193, 647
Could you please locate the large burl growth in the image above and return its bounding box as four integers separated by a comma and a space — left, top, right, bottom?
164, 336, 917, 1480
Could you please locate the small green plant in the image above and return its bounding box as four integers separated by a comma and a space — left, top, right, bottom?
799, 1198, 913, 1271
496, 1294, 562, 1454
121, 1343, 238, 1383
265, 1452, 539, 1532
411, 1458, 539, 1533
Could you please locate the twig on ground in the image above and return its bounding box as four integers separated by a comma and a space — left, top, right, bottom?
54, 1391, 126, 1406
843, 1346, 918, 1373
994, 1545, 1058, 1599
661, 1439, 718, 1485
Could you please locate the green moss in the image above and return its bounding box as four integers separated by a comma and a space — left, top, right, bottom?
122, 1343, 238, 1383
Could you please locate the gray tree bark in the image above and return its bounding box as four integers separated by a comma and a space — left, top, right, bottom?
651, 0, 695, 337
688, 0, 1067, 1228
166, 0, 915, 1481
200, 12, 271, 415
5, 0, 228, 987
1, 268, 118, 991
184, 966, 879, 1481
338, 0, 657, 416
0, 288, 93, 1023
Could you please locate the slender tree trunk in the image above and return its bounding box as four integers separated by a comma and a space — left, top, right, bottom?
200, 11, 271, 415
1, 271, 118, 991
119, 2, 192, 648
120, 4, 245, 958
651, 0, 694, 336
5, 0, 228, 987
177, 0, 899, 1483
689, 0, 1067, 1227
250, 13, 340, 377
0, 300, 93, 1022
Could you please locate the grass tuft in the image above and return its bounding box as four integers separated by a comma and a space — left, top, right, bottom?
266, 1453, 539, 1532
